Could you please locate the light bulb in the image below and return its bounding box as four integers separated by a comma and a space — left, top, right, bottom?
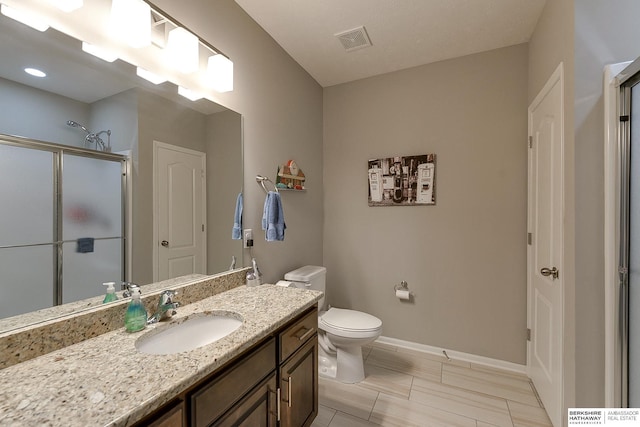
110, 0, 151, 48
206, 54, 233, 93
166, 27, 199, 74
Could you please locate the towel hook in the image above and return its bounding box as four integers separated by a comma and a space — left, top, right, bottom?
256, 175, 279, 194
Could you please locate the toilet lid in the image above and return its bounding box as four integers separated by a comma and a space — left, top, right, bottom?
321, 308, 382, 332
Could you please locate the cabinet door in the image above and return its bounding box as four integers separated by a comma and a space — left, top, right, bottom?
190, 339, 276, 427
139, 401, 185, 427
214, 373, 277, 427
279, 336, 318, 427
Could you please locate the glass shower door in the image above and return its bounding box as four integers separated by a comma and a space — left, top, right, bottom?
628, 82, 640, 406
61, 153, 123, 303
0, 143, 56, 317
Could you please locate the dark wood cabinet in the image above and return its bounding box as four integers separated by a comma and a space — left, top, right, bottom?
213, 373, 278, 427
131, 305, 318, 427
279, 337, 318, 427
277, 307, 318, 427
147, 401, 185, 427
190, 339, 276, 427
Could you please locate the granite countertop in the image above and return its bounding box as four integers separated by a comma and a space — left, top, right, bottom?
0, 284, 322, 427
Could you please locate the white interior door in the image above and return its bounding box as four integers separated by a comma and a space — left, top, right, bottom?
527, 63, 564, 427
154, 141, 206, 281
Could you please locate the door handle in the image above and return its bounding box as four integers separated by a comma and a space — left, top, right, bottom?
540, 267, 559, 279
161, 240, 169, 247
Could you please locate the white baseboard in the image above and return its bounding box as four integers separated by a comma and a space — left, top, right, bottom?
375, 335, 527, 375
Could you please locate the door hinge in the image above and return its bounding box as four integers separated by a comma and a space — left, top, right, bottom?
527, 328, 531, 341
202, 224, 205, 232
527, 233, 532, 245
528, 136, 533, 148
621, 115, 630, 122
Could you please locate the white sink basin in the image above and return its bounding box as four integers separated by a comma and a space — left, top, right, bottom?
135, 312, 243, 355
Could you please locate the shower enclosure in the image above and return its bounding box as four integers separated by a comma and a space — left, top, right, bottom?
0, 135, 126, 318
616, 58, 640, 407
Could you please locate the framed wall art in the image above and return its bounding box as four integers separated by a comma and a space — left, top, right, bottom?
367, 154, 436, 206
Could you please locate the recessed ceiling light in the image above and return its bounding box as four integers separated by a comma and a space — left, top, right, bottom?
24, 67, 46, 78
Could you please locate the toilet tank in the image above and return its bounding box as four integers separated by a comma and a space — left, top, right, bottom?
284, 265, 326, 308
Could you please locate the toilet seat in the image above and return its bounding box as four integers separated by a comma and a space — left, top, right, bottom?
319, 308, 382, 338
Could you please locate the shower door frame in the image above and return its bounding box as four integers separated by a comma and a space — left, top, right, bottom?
605, 57, 640, 408
0, 134, 128, 306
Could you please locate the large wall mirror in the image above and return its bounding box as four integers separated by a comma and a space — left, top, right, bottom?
0, 8, 243, 327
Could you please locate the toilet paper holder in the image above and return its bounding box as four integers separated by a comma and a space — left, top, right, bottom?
393, 280, 409, 294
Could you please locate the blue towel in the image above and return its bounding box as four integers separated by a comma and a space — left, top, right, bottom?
76, 237, 94, 253
262, 191, 286, 241
232, 192, 243, 240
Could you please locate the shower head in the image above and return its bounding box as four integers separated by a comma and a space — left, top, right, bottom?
66, 120, 90, 134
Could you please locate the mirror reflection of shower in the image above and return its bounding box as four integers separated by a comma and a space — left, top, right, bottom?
66, 120, 111, 152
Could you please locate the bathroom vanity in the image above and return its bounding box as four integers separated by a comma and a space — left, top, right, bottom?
0, 281, 322, 427
136, 307, 318, 427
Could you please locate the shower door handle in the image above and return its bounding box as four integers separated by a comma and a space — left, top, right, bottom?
161, 240, 169, 247
540, 267, 559, 279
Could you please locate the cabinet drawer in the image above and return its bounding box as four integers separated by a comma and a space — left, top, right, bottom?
279, 308, 317, 362
190, 338, 276, 427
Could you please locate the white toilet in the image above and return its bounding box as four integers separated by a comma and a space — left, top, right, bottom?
281, 265, 382, 384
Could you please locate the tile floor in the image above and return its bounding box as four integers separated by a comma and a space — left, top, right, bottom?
311, 342, 553, 427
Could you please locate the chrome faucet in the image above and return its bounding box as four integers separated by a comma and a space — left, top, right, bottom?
121, 282, 140, 298
147, 290, 180, 324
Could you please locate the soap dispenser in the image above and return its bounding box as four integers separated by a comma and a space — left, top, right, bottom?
102, 282, 118, 303
124, 287, 147, 332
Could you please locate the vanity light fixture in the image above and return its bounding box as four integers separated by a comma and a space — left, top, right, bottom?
166, 27, 199, 74
178, 86, 203, 101
1, 4, 50, 31
24, 67, 47, 77
110, 0, 151, 48
81, 42, 118, 62
206, 54, 233, 93
136, 67, 166, 84
49, 0, 83, 13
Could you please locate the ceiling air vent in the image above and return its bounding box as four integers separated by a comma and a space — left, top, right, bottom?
335, 26, 372, 52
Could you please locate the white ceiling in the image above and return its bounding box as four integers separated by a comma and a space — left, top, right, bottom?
234, 0, 547, 87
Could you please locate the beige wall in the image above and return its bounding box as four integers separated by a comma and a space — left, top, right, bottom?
323, 44, 529, 364
528, 0, 577, 413
206, 110, 243, 274
153, 0, 324, 283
